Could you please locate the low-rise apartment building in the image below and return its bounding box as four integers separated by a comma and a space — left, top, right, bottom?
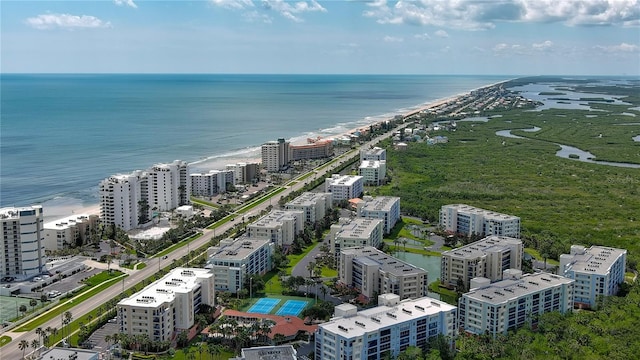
247, 210, 304, 248
325, 175, 364, 203
284, 192, 333, 225
360, 147, 387, 162
43, 214, 99, 251
315, 294, 456, 360
340, 246, 428, 300
206, 235, 273, 294
440, 236, 523, 290
458, 272, 574, 337
356, 196, 400, 235
330, 218, 383, 255
290, 139, 334, 160
117, 268, 215, 342
359, 160, 387, 186
439, 204, 520, 238
559, 245, 627, 309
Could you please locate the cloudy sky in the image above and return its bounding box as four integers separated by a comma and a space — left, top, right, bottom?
2, 0, 639, 75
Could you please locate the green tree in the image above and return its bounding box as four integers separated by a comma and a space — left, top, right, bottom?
18, 339, 29, 359
29, 298, 38, 311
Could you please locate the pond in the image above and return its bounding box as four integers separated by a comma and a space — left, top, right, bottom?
394, 251, 442, 299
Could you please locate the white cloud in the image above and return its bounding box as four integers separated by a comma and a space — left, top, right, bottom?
243, 10, 273, 23
26, 13, 111, 30
594, 42, 640, 53
261, 0, 327, 22
532, 40, 553, 50
414, 32, 430, 40
210, 0, 254, 10
363, 0, 640, 30
383, 35, 404, 42
114, 0, 137, 9
435, 29, 449, 38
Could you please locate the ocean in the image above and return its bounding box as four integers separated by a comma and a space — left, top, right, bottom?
0, 74, 511, 218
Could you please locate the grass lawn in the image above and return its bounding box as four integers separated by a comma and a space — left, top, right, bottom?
525, 248, 560, 265
321, 266, 337, 278
285, 242, 319, 275
134, 262, 147, 270
429, 280, 458, 305
84, 270, 124, 286
0, 336, 11, 347
154, 232, 203, 258
263, 271, 284, 295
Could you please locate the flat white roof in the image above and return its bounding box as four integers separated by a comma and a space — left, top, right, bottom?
343, 246, 426, 277
443, 204, 519, 220
327, 174, 363, 187
44, 214, 95, 230
320, 296, 455, 338
118, 267, 212, 308
208, 235, 271, 261
359, 160, 384, 169
285, 192, 331, 207
566, 246, 626, 276
359, 196, 399, 212
464, 272, 573, 305
250, 210, 301, 228
335, 218, 382, 239
442, 235, 521, 260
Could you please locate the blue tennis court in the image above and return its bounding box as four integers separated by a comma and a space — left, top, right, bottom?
275, 300, 308, 316
247, 298, 280, 314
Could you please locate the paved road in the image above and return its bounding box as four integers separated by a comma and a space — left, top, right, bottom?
1, 125, 404, 359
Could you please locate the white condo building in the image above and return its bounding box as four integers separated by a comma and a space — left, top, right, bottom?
325, 175, 364, 203
360, 147, 387, 162
117, 267, 215, 342
226, 162, 259, 184
315, 294, 456, 360
206, 235, 274, 294
261, 138, 290, 172
43, 214, 99, 251
100, 160, 190, 231
458, 272, 574, 337
441, 236, 523, 290
190, 170, 235, 197
1, 206, 47, 278
247, 210, 304, 248
356, 196, 400, 235
340, 247, 428, 300
559, 245, 627, 309
284, 192, 333, 225
439, 204, 521, 239
359, 160, 387, 186
330, 218, 383, 255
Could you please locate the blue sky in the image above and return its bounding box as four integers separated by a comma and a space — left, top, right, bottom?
1, 0, 639, 75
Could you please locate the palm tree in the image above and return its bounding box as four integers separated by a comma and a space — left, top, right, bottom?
35, 327, 43, 347
63, 311, 73, 342
307, 261, 316, 279
18, 339, 29, 359
31, 338, 40, 355
29, 298, 38, 311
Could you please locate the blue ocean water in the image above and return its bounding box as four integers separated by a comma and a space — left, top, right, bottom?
0, 74, 510, 212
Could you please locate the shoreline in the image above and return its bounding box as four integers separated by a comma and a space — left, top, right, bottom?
36, 79, 510, 222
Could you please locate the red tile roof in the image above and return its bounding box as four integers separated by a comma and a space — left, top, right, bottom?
221, 309, 318, 339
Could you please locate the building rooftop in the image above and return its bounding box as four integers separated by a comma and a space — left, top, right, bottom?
442, 236, 521, 259
0, 205, 42, 220
344, 246, 427, 277
326, 174, 363, 187
39, 347, 99, 360
250, 210, 302, 228
464, 272, 574, 305
564, 246, 627, 276
361, 147, 386, 157
444, 204, 519, 221
359, 160, 384, 169
237, 345, 297, 360
319, 296, 455, 338
118, 267, 212, 308
359, 196, 399, 212
208, 236, 271, 262
285, 192, 331, 207
335, 218, 382, 239
44, 214, 95, 230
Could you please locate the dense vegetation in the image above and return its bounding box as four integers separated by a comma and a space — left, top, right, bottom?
375, 78, 640, 266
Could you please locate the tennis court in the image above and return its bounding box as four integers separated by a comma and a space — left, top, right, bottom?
275, 300, 308, 316
247, 298, 280, 314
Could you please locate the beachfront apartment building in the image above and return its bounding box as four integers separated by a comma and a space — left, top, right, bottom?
360, 146, 387, 162
325, 174, 364, 203
440, 236, 523, 291
1, 206, 47, 278
329, 218, 383, 255
43, 214, 99, 251
190, 170, 235, 197
439, 204, 521, 238
100, 160, 190, 231
458, 272, 574, 337
559, 245, 627, 309
261, 138, 290, 172
226, 162, 259, 184
206, 235, 274, 294
148, 160, 190, 211
290, 139, 334, 161
118, 267, 214, 342
340, 246, 428, 300
284, 192, 333, 225
359, 160, 387, 186
247, 210, 304, 248
356, 196, 400, 234
315, 294, 456, 360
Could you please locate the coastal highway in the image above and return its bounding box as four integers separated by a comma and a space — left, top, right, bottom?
0, 121, 403, 360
